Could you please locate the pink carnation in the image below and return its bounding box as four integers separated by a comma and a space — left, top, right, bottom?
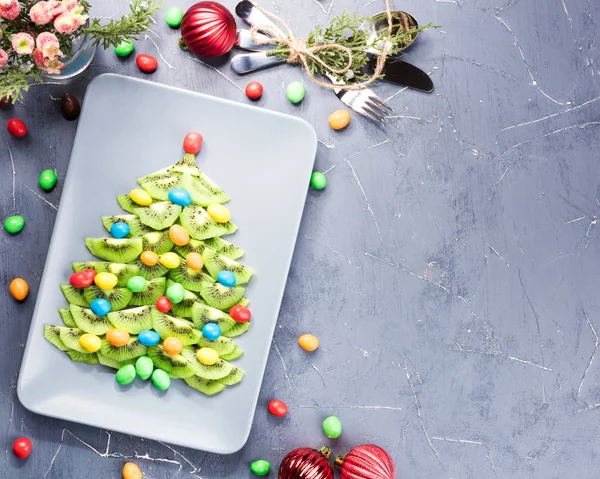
61, 0, 82, 12
0, 0, 15, 8
0, 0, 20, 20
12, 32, 35, 55
33, 49, 64, 74
53, 11, 88, 34
0, 48, 8, 69
29, 0, 63, 25
36, 32, 63, 59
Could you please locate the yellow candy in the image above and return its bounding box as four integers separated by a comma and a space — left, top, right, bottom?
94, 272, 118, 289
160, 252, 181, 269
169, 225, 190, 246
79, 333, 102, 352
140, 250, 159, 266
196, 347, 219, 365
298, 334, 319, 352
130, 188, 152, 206
207, 204, 231, 223
328, 110, 351, 130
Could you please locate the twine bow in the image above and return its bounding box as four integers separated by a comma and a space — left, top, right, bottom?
249, 0, 393, 91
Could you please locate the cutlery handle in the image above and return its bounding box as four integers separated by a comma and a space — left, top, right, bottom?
236, 29, 274, 51
231, 52, 285, 74
236, 1, 282, 35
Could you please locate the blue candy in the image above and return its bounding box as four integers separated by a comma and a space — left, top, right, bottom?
138, 330, 161, 347
110, 222, 130, 239
168, 188, 192, 207
201, 323, 222, 341
90, 298, 111, 316
217, 270, 236, 287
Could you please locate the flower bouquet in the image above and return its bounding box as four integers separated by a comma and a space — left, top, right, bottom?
0, 0, 161, 102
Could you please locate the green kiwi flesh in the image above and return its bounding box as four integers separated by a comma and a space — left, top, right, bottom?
196, 335, 236, 356
169, 262, 215, 292
128, 277, 166, 306
179, 206, 237, 240
66, 350, 100, 364
147, 344, 197, 378
205, 237, 244, 260
97, 353, 135, 370
86, 237, 143, 263
107, 306, 153, 334
180, 348, 233, 380
102, 215, 151, 236
238, 297, 250, 308
131, 258, 169, 280
117, 195, 138, 214
200, 283, 245, 310
135, 202, 182, 230
83, 285, 132, 311
219, 346, 244, 361
183, 376, 226, 395
151, 310, 200, 345
58, 327, 92, 353
191, 303, 236, 332
221, 321, 250, 338
58, 308, 77, 327
60, 284, 89, 307
141, 231, 174, 255
72, 261, 107, 272
218, 366, 244, 386
69, 304, 113, 335
169, 285, 199, 318
100, 337, 147, 361
174, 238, 208, 257
202, 247, 253, 284
45, 325, 69, 351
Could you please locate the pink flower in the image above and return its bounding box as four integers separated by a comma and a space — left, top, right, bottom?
36, 32, 63, 59
11, 33, 35, 55
0, 0, 20, 20
53, 11, 88, 34
61, 0, 82, 12
33, 49, 64, 74
0, 0, 15, 8
0, 48, 8, 69
29, 0, 62, 25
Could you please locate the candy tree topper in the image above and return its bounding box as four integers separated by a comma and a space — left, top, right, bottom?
0, 0, 161, 102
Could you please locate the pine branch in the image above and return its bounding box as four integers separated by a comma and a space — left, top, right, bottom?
0, 67, 41, 103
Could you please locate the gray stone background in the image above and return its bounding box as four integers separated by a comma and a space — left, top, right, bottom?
2, 0, 600, 477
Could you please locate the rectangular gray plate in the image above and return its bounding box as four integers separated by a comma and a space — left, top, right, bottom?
17, 74, 317, 454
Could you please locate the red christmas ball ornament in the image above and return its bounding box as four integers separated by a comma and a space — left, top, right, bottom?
279, 447, 334, 479
335, 444, 396, 479
181, 2, 237, 57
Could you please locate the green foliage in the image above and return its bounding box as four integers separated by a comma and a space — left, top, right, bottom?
0, 67, 41, 104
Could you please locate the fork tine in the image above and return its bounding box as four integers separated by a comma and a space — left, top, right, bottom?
365, 99, 391, 118
368, 95, 393, 112
360, 104, 386, 124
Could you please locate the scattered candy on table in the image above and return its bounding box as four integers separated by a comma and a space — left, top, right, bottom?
38, 169, 57, 191
183, 132, 203, 154
110, 222, 131, 239
79, 333, 102, 352
130, 188, 153, 206
196, 347, 219, 365
0, 96, 12, 110
3, 215, 25, 234
106, 328, 130, 347
140, 250, 159, 266
138, 330, 160, 347
9, 278, 29, 301
12, 437, 32, 459
165, 6, 184, 28
229, 304, 251, 322
207, 204, 231, 223
61, 93, 81, 121
152, 369, 171, 390
163, 336, 183, 355
186, 252, 203, 270
166, 282, 185, 304
310, 172, 327, 190
70, 269, 96, 288
217, 270, 236, 287
126, 275, 147, 293
250, 459, 271, 476
90, 298, 111, 316
114, 40, 135, 57
7, 118, 27, 137
201, 323, 222, 340
136, 53, 158, 73
298, 333, 319, 351
245, 81, 263, 101
94, 272, 118, 289
168, 188, 192, 206
155, 296, 173, 313
268, 399, 288, 417
160, 252, 181, 269
322, 415, 342, 438
328, 110, 351, 130
135, 356, 154, 380
169, 225, 190, 246
122, 461, 143, 479
116, 364, 136, 385
286, 81, 305, 104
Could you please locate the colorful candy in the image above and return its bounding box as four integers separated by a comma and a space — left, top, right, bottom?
70, 269, 96, 288
95, 272, 118, 289
201, 323, 221, 341
90, 298, 111, 316
163, 337, 183, 355
196, 347, 219, 365
116, 364, 136, 385
168, 188, 192, 207
185, 252, 204, 270
160, 252, 181, 269
140, 250, 159, 266
12, 437, 32, 459
130, 188, 152, 206
138, 330, 161, 347
328, 110, 351, 130
298, 334, 319, 351
61, 93, 81, 121
114, 40, 134, 57
229, 305, 251, 322
268, 399, 288, 417
165, 6, 184, 28
169, 225, 190, 246
166, 283, 185, 304
9, 278, 29, 301
286, 82, 305, 104
79, 333, 102, 352
217, 270, 236, 287
183, 132, 203, 154
126, 275, 147, 293
152, 369, 171, 390
250, 459, 271, 476
7, 118, 27, 137
155, 296, 172, 313
310, 172, 327, 190
245, 81, 263, 101
110, 222, 131, 239
135, 355, 154, 380
4, 215, 24, 234
322, 416, 342, 438
122, 462, 143, 479
106, 329, 130, 347
38, 169, 57, 191
207, 204, 231, 223
136, 53, 158, 73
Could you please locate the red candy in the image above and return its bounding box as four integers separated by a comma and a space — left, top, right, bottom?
7, 118, 27, 138
156, 296, 172, 313
268, 399, 288, 417
245, 81, 263, 101
136, 54, 158, 73
69, 269, 97, 288
229, 304, 251, 322
13, 437, 32, 459
183, 132, 203, 154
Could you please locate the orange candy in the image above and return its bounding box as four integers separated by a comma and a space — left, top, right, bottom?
9, 278, 29, 301
106, 329, 130, 347
169, 225, 190, 246
140, 251, 159, 266
328, 110, 351, 130
122, 462, 143, 479
163, 337, 183, 355
186, 252, 204, 270
298, 334, 319, 352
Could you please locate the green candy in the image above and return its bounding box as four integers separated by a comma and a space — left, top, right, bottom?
127, 275, 147, 293
114, 40, 135, 57
166, 283, 185, 304
250, 459, 271, 476
39, 169, 57, 191
152, 369, 171, 390
135, 355, 154, 380
3, 215, 24, 234
310, 172, 327, 190
286, 81, 305, 104
322, 415, 342, 439
116, 364, 136, 385
165, 6, 184, 28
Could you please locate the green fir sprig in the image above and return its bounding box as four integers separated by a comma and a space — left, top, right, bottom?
0, 67, 41, 103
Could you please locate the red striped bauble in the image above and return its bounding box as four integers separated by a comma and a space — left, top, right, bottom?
180, 2, 237, 57
278, 447, 334, 479
335, 444, 396, 479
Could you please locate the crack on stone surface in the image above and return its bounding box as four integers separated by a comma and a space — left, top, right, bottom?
451, 343, 554, 372
157, 441, 205, 476
578, 307, 599, 397
297, 404, 404, 411
144, 35, 176, 69
24, 185, 58, 211
580, 216, 597, 248
310, 363, 326, 386
323, 139, 388, 174
184, 53, 244, 92
272, 340, 292, 389
347, 160, 384, 244
302, 234, 354, 264
486, 243, 509, 267
444, 55, 518, 81
309, 0, 335, 15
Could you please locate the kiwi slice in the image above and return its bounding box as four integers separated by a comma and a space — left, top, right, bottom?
168, 283, 199, 318
203, 248, 253, 284
107, 306, 153, 334
83, 285, 132, 311
72, 261, 107, 272
128, 277, 166, 306
238, 297, 250, 308
169, 262, 215, 292
181, 348, 233, 380
191, 303, 236, 332
222, 321, 250, 338
218, 366, 244, 386
196, 335, 237, 356
58, 327, 92, 354
86, 237, 143, 263
102, 215, 152, 236
132, 258, 169, 280
205, 237, 244, 260
70, 304, 113, 335
142, 231, 174, 255
135, 202, 182, 230
97, 353, 135, 370
179, 206, 237, 240
117, 195, 139, 214
100, 336, 147, 361
174, 238, 209, 257
100, 263, 140, 287
182, 172, 226, 206
183, 376, 226, 396
151, 310, 201, 345
58, 308, 77, 327
45, 325, 69, 351
140, 174, 186, 201
60, 284, 89, 307
220, 346, 244, 361
66, 350, 100, 365
147, 344, 197, 378
200, 283, 245, 310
